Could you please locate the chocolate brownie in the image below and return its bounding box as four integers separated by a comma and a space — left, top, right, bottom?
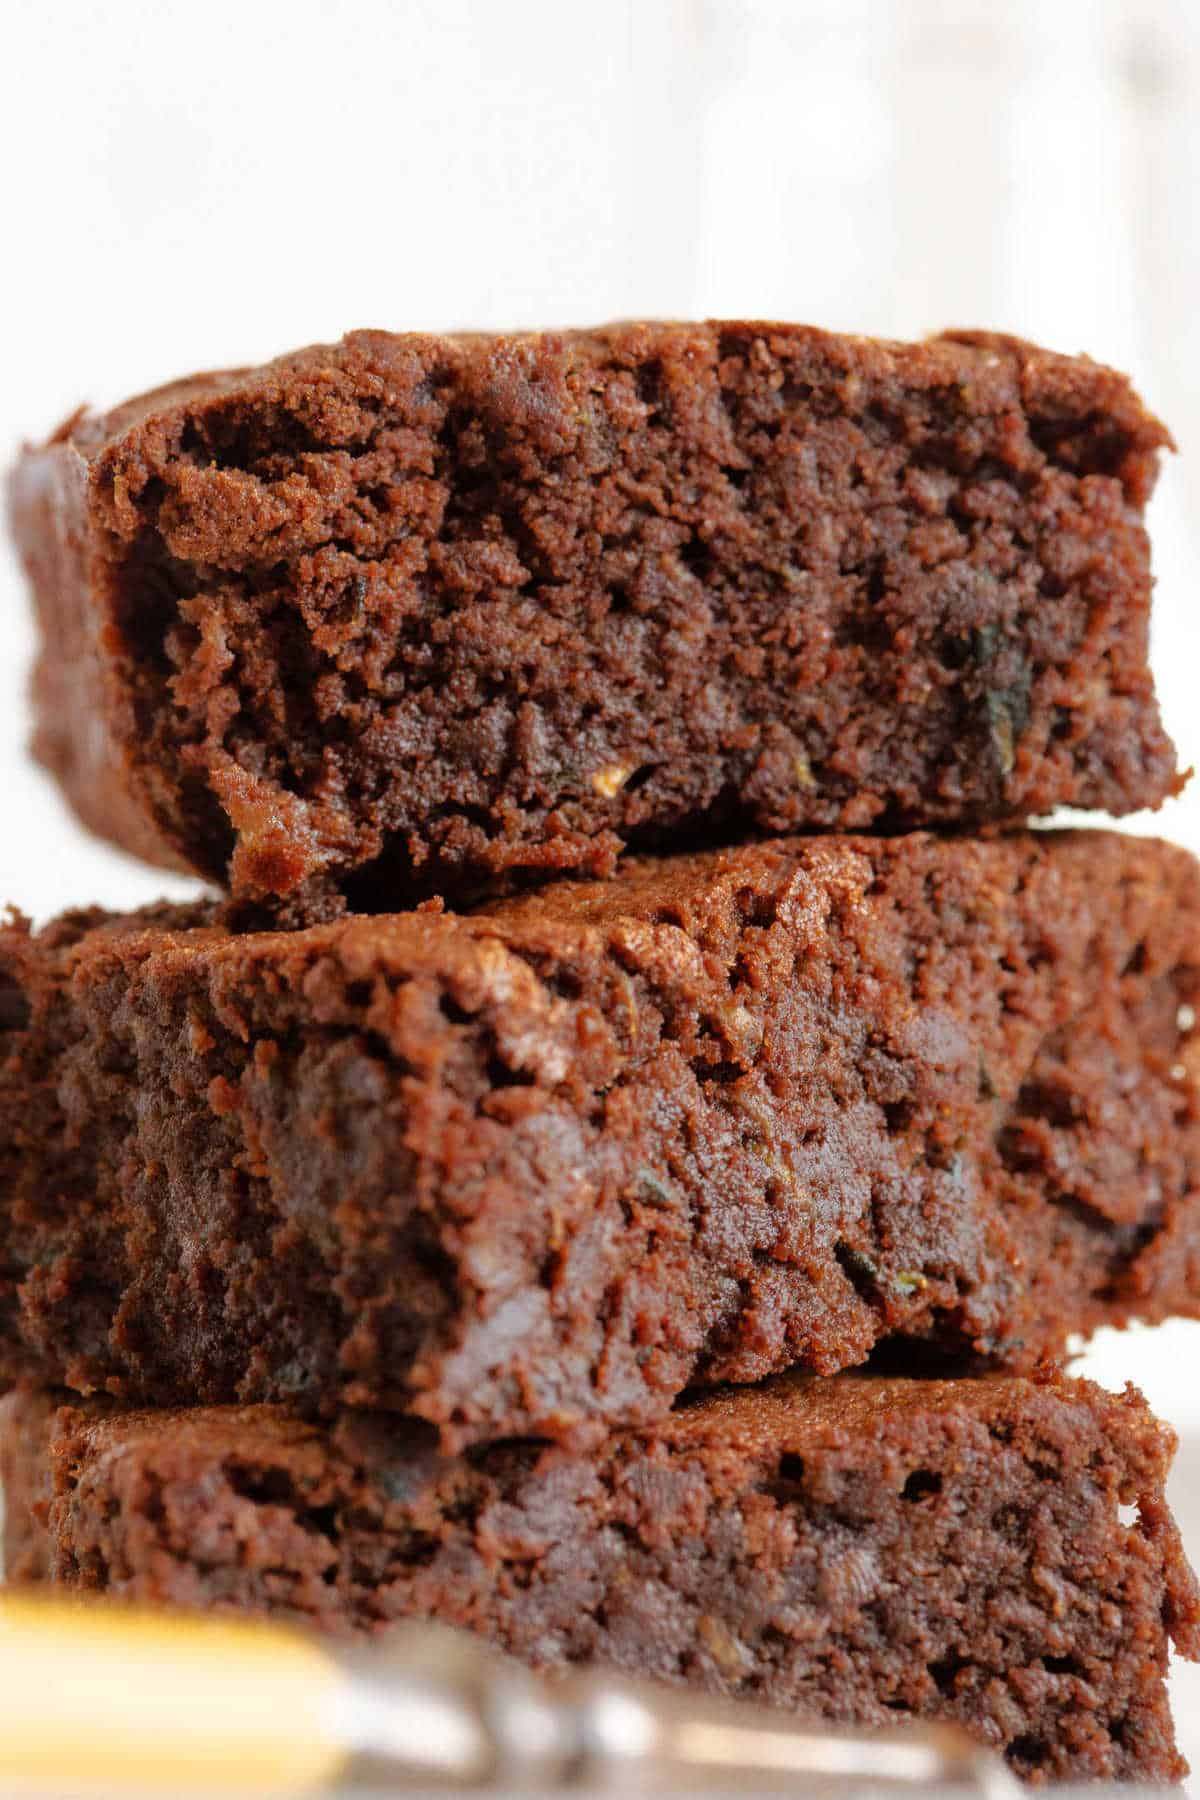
3, 1372, 1196, 1786
1, 830, 1197, 1441
8, 322, 1180, 915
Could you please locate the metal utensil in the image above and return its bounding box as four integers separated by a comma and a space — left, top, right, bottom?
0, 1594, 1023, 1796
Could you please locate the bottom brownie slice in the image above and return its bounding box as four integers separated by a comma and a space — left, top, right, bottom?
3, 1371, 1196, 1786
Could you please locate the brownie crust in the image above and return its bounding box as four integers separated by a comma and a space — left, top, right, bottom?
3, 1372, 1196, 1786
1, 829, 1197, 1441
9, 321, 1180, 914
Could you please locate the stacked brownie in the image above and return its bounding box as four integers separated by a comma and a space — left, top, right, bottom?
4, 321, 1200, 1784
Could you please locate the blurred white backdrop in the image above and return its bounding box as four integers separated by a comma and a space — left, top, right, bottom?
2, 0, 1200, 1749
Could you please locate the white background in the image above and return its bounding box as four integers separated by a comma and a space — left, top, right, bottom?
2, 0, 1200, 1777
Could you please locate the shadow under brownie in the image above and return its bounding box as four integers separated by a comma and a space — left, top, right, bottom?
1, 829, 1198, 1441
8, 320, 1181, 916
3, 1370, 1196, 1787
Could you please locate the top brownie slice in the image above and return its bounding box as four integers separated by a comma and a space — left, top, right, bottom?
9, 321, 1180, 914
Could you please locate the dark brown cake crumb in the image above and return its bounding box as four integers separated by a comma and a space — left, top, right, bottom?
0, 829, 1197, 1441
3, 1372, 1196, 1787
8, 321, 1181, 913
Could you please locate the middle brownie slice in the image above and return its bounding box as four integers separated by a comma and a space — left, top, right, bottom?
1, 829, 1197, 1443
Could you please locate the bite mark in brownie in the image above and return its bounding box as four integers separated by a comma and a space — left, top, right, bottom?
3, 1372, 1196, 1787
8, 322, 1181, 914
0, 830, 1197, 1440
